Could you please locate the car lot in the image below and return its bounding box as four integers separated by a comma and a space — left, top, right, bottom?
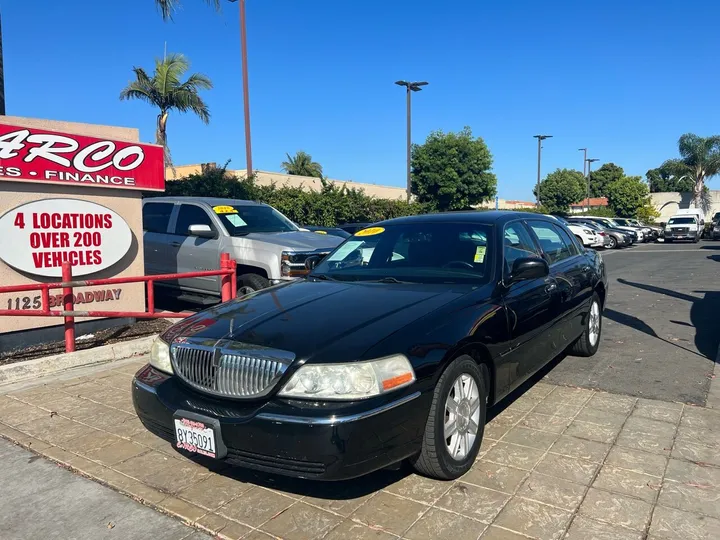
0, 240, 718, 540
545, 240, 720, 406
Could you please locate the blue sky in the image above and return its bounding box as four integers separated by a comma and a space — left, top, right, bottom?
4, 0, 720, 200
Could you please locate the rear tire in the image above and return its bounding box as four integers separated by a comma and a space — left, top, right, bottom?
569, 293, 602, 357
607, 236, 617, 249
238, 273, 269, 296
411, 355, 486, 480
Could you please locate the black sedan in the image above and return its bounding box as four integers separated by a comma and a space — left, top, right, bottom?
132, 212, 607, 481
303, 225, 351, 239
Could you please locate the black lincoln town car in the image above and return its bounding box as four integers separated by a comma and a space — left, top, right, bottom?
132, 212, 607, 481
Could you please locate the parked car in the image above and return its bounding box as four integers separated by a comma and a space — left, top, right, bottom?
338, 222, 373, 234
614, 218, 657, 241
580, 216, 645, 242
546, 215, 603, 248
567, 218, 631, 249
133, 211, 608, 481
712, 211, 720, 225
142, 197, 343, 299
664, 215, 701, 243
303, 226, 352, 239
711, 218, 720, 240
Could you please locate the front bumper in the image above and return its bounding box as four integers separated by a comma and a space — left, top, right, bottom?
665, 231, 698, 240
132, 365, 429, 480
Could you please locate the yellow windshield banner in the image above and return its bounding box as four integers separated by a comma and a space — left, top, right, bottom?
213, 205, 238, 214
355, 227, 385, 237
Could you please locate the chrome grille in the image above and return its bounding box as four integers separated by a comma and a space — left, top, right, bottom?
170, 339, 295, 399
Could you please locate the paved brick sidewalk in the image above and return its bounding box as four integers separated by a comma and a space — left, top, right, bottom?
1, 357, 719, 540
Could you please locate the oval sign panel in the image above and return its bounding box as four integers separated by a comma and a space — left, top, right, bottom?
0, 198, 132, 277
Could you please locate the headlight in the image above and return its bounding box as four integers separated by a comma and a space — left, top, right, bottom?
150, 337, 173, 374
583, 229, 593, 235
278, 354, 415, 400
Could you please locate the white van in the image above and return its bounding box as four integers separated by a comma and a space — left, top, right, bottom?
664, 214, 702, 243
674, 208, 705, 228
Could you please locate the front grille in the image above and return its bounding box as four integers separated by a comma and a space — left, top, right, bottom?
170, 339, 295, 399
671, 227, 689, 234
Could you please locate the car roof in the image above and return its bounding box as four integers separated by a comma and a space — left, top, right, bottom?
143, 196, 266, 207
376, 211, 555, 227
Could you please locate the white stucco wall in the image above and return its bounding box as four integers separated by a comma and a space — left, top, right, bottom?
651, 191, 720, 221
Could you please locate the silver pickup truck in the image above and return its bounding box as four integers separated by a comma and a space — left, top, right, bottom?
142, 196, 342, 302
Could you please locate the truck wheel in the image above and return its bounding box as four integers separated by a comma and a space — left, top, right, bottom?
238, 274, 269, 296
411, 355, 486, 480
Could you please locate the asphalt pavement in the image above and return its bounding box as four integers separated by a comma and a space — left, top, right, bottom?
545, 240, 720, 406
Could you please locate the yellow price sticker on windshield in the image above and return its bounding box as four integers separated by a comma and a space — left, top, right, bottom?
355, 227, 385, 237
213, 205, 238, 214
474, 246, 486, 263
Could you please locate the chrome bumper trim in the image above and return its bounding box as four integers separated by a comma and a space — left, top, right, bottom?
256, 391, 422, 426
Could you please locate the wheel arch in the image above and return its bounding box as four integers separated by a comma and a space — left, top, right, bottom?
439, 342, 496, 407
594, 281, 607, 308
236, 264, 269, 279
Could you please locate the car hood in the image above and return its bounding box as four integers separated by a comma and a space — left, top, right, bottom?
235, 231, 342, 251
162, 280, 470, 363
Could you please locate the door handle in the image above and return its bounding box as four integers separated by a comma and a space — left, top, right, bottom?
545, 282, 557, 293
582, 266, 591, 273
170, 242, 181, 247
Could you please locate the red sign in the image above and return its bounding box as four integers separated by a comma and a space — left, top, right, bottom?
0, 123, 165, 191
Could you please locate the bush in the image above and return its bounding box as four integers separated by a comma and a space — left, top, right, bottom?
156, 164, 426, 226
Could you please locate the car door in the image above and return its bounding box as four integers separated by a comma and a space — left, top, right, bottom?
142, 201, 175, 276
497, 221, 560, 395
527, 220, 589, 356
167, 203, 223, 294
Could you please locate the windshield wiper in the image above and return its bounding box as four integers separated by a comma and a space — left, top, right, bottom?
374, 276, 409, 284
309, 273, 339, 282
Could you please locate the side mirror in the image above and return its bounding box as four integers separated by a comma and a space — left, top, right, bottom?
188, 224, 216, 238
508, 257, 549, 284
305, 255, 322, 270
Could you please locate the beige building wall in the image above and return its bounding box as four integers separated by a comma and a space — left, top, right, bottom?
167, 164, 407, 201
651, 191, 720, 221
476, 198, 536, 210
0, 117, 146, 335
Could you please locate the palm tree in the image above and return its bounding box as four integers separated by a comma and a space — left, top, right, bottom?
281, 151, 324, 178
662, 133, 720, 209
119, 53, 212, 167
154, 0, 221, 20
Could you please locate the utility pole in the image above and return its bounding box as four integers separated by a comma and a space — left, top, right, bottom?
586, 158, 599, 213
533, 135, 553, 206
395, 80, 428, 202
0, 12, 5, 115
230, 0, 253, 177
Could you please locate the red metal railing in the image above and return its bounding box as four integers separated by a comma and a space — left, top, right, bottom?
0, 252, 238, 353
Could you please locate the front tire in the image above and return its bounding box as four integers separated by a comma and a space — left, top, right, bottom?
411, 355, 486, 480
607, 236, 617, 249
569, 293, 602, 357
237, 273, 270, 296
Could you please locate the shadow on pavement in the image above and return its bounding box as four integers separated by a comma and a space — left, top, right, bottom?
616, 278, 720, 361
184, 359, 560, 498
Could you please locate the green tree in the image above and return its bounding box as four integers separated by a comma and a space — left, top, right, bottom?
606, 175, 649, 217
661, 133, 720, 207
534, 168, 585, 214
636, 202, 660, 223
646, 163, 694, 193
281, 151, 324, 178
411, 127, 497, 211
120, 53, 212, 166
589, 163, 624, 197
154, 0, 221, 20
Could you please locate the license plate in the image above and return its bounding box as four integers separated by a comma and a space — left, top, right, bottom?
174, 417, 218, 458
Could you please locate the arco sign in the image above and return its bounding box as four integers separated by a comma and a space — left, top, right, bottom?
0, 123, 165, 191
0, 198, 133, 277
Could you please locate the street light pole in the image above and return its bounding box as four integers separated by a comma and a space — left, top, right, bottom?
229, 0, 253, 177
533, 135, 553, 206
578, 148, 587, 177
396, 80, 428, 203
586, 158, 599, 213
0, 12, 5, 115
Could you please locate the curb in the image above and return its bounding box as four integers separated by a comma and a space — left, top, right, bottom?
0, 335, 156, 385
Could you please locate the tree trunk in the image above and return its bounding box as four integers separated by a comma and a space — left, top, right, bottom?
157, 111, 174, 177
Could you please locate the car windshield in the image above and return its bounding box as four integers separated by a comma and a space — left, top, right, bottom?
668, 217, 696, 225
614, 219, 629, 225
212, 204, 298, 235
311, 222, 493, 284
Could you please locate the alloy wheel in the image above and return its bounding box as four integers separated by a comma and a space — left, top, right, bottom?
588, 301, 601, 346
444, 373, 481, 460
